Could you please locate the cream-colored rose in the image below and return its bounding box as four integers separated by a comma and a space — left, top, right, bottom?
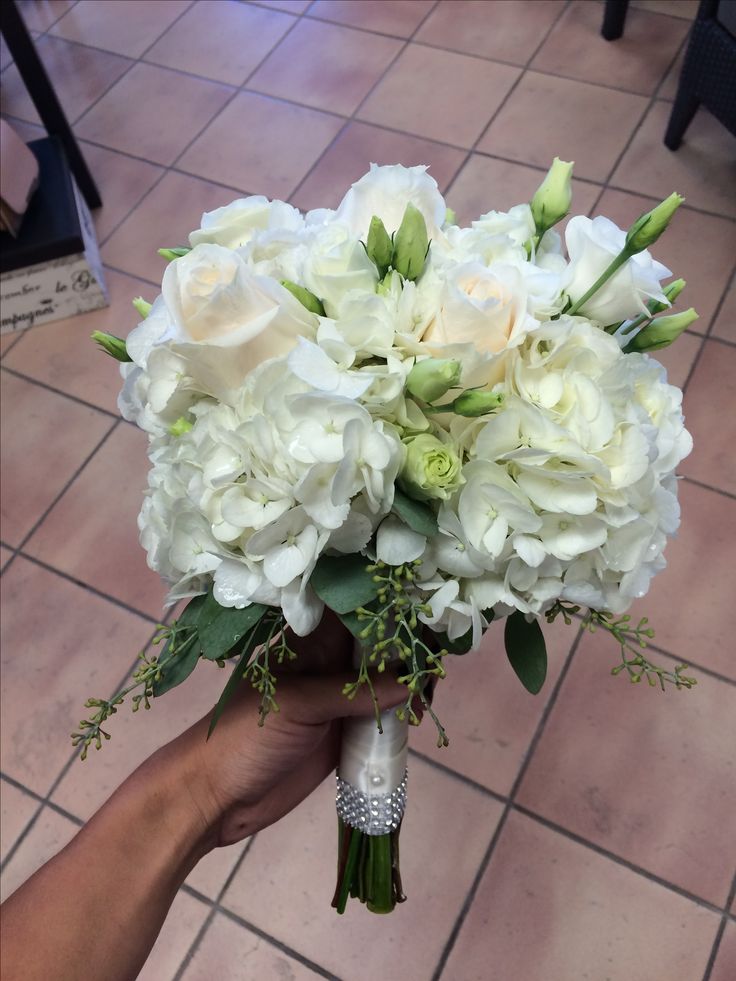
423, 262, 534, 355
189, 196, 303, 250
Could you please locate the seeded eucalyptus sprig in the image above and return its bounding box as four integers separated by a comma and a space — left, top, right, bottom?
545, 600, 697, 691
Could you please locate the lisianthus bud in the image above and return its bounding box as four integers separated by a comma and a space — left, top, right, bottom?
91, 330, 131, 362
132, 296, 152, 318
625, 193, 684, 253
452, 389, 505, 417
158, 247, 191, 261
625, 307, 698, 352
444, 207, 457, 226
280, 280, 326, 316
392, 203, 429, 281
530, 157, 574, 236
400, 434, 463, 501
406, 358, 461, 402
366, 215, 393, 278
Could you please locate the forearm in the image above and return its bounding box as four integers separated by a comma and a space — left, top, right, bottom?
1, 744, 211, 981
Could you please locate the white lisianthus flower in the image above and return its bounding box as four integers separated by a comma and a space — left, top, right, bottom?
564, 215, 671, 325
302, 222, 378, 317
335, 163, 447, 240
189, 196, 303, 250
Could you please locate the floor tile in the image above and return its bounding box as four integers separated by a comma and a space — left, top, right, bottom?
50, 0, 192, 58
249, 18, 402, 116
479, 72, 649, 182
517, 632, 736, 905
710, 275, 735, 343
647, 329, 701, 389
0, 36, 131, 126
75, 62, 233, 166
137, 891, 210, 981
532, 1, 688, 95
359, 44, 520, 149
631, 0, 699, 17
17, 0, 76, 33
178, 91, 343, 200
1, 33, 14, 72
659, 47, 684, 101
625, 480, 736, 680
181, 912, 323, 980
594, 188, 736, 333
612, 100, 736, 218
0, 373, 112, 546
78, 142, 164, 244
0, 332, 22, 359
24, 422, 170, 617
0, 806, 78, 903
710, 921, 736, 981
680, 341, 736, 494
255, 0, 310, 11
0, 118, 45, 146
447, 154, 601, 228
441, 810, 718, 981
411, 618, 576, 796
185, 840, 248, 901
102, 171, 237, 284
52, 658, 228, 820
4, 268, 153, 414
290, 121, 466, 212
0, 546, 13, 571
309, 0, 433, 37
416, 0, 566, 65
0, 779, 40, 862
222, 761, 503, 979
0, 557, 153, 795
145, 0, 294, 87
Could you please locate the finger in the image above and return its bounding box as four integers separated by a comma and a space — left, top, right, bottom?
281, 670, 406, 726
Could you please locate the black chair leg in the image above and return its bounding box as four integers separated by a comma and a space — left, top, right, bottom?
602, 0, 630, 40
0, 0, 102, 209
664, 90, 700, 150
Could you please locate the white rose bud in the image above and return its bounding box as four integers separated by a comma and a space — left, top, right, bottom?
400, 434, 463, 501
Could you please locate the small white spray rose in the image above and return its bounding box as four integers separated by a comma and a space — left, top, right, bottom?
335, 163, 447, 240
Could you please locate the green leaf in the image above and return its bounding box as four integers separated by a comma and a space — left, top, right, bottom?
206, 619, 272, 739
197, 593, 268, 661
392, 487, 439, 537
152, 634, 201, 696
435, 628, 474, 654
337, 608, 367, 639
310, 554, 379, 615
504, 612, 547, 694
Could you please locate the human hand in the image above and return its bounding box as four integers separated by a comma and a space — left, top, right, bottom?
156, 612, 405, 851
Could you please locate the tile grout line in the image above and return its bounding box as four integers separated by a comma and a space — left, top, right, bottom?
702, 870, 736, 980
430, 622, 583, 981
285, 0, 444, 204
0, 364, 120, 419
172, 835, 260, 981
443, 0, 573, 205
681, 474, 736, 503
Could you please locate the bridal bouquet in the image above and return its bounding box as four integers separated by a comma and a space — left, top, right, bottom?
77, 161, 696, 914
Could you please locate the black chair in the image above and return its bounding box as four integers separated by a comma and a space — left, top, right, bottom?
601, 0, 736, 148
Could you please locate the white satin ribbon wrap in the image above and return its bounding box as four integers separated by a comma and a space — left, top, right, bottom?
335, 641, 410, 835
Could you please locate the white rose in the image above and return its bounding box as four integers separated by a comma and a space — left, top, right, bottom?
189, 196, 303, 250
302, 222, 377, 316
335, 163, 447, 240
423, 261, 536, 355
564, 215, 671, 325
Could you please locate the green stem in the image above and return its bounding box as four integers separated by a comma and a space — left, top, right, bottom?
334, 828, 362, 915
366, 835, 393, 914
567, 248, 633, 317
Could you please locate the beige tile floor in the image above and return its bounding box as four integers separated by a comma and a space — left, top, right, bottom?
1, 1, 735, 978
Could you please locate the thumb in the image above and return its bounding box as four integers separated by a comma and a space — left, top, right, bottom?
282, 670, 407, 726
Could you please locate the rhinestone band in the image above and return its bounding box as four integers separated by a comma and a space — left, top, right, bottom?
336, 771, 408, 836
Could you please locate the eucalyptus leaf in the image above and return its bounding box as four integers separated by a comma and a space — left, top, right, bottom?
206, 619, 272, 739
197, 595, 268, 661
310, 554, 379, 614
392, 487, 439, 537
504, 612, 547, 694
435, 627, 474, 655
152, 634, 201, 696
